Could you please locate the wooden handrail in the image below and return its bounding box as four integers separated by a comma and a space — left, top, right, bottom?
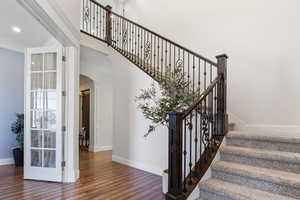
182, 75, 221, 118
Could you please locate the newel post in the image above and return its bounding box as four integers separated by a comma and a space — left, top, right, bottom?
105, 5, 112, 46
216, 54, 228, 136
166, 112, 183, 200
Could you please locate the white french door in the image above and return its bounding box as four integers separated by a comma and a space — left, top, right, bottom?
24, 47, 64, 182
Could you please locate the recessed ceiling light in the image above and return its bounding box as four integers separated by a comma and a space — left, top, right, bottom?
12, 26, 22, 33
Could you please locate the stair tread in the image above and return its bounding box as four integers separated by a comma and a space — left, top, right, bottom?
213, 161, 300, 187
200, 179, 297, 200
227, 131, 300, 143
221, 145, 300, 163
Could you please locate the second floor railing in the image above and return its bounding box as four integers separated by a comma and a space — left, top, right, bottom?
80, 1, 228, 199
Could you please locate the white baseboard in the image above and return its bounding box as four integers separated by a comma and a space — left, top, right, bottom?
89, 145, 112, 152
244, 125, 300, 134
0, 158, 14, 166
112, 155, 163, 176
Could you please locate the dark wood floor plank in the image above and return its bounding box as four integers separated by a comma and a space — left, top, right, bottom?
0, 151, 165, 200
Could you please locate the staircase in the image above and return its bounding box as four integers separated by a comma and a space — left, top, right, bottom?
81, 0, 228, 200
198, 131, 300, 200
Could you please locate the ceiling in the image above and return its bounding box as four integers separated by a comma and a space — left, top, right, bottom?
0, 0, 53, 52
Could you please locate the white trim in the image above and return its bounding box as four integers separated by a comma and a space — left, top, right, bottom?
63, 47, 80, 183
112, 155, 162, 176
0, 45, 24, 53
244, 124, 300, 134
228, 112, 300, 134
89, 146, 112, 152
0, 158, 14, 166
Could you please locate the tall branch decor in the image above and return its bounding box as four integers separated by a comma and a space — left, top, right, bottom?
135, 64, 200, 137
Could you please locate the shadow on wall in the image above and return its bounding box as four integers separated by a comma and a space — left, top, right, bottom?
0, 48, 24, 162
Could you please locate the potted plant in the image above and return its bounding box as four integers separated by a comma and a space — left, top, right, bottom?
11, 113, 24, 167
135, 64, 199, 193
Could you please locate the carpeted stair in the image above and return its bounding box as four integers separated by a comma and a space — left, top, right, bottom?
198, 131, 300, 200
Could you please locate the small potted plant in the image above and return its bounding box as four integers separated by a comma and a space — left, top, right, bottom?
11, 113, 24, 167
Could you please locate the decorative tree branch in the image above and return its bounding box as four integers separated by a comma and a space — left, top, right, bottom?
135, 65, 200, 137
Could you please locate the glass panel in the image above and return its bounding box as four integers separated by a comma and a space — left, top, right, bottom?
44, 150, 56, 168
31, 73, 43, 90
44, 72, 56, 89
44, 131, 56, 148
44, 91, 56, 110
31, 130, 42, 148
31, 149, 42, 167
31, 110, 43, 129
44, 111, 56, 130
44, 53, 57, 70
30, 91, 43, 110
31, 54, 43, 71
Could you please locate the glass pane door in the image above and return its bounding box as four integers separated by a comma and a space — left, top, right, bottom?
25, 47, 63, 182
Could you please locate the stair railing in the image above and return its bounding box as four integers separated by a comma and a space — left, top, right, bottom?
80, 1, 228, 199
167, 55, 228, 200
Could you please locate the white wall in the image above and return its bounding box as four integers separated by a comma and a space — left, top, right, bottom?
121, 0, 300, 133
80, 46, 113, 151
110, 48, 168, 175
0, 48, 24, 161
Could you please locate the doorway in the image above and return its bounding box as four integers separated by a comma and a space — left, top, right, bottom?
79, 75, 94, 152
80, 89, 90, 150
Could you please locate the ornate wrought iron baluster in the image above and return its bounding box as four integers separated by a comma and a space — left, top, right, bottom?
183, 118, 187, 192
188, 113, 193, 184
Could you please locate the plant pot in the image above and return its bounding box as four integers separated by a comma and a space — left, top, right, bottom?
12, 148, 24, 167
162, 169, 168, 194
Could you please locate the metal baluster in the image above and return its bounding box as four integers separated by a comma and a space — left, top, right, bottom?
194, 107, 198, 173
129, 22, 132, 58
198, 58, 201, 96
153, 36, 156, 76
193, 56, 195, 96
188, 53, 190, 91
99, 5, 102, 38
165, 41, 168, 79
132, 25, 135, 56
160, 40, 164, 80
189, 113, 193, 184
89, 0, 91, 34
140, 28, 143, 67
137, 27, 140, 65
183, 118, 187, 193
81, 0, 84, 31
92, 2, 95, 35
157, 38, 160, 78
204, 61, 207, 90
143, 29, 146, 71
150, 34, 153, 73
134, 25, 137, 60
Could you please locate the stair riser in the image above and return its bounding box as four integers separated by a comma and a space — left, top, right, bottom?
226, 138, 300, 153
199, 189, 237, 200
212, 169, 300, 199
220, 152, 300, 174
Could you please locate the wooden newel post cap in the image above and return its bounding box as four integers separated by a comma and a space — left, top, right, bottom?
216, 54, 228, 60
105, 5, 112, 10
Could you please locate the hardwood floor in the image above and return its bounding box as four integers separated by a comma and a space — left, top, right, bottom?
0, 151, 165, 200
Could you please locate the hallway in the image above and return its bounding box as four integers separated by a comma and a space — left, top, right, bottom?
0, 151, 165, 200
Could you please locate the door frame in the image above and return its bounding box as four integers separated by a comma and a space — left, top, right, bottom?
18, 0, 81, 182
